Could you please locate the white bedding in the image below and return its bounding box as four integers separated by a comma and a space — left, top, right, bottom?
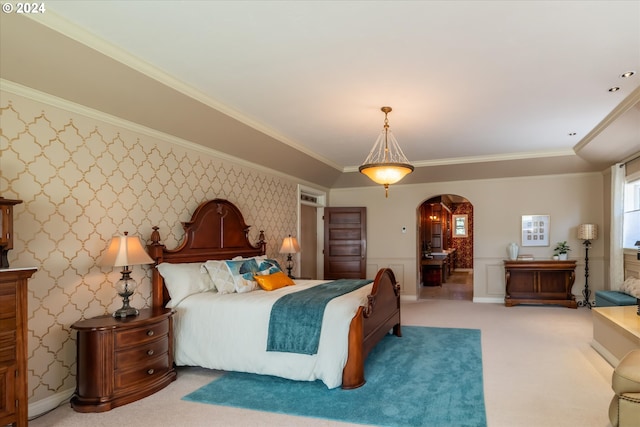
172, 280, 374, 389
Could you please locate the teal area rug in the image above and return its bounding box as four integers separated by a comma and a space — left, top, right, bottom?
183, 326, 486, 427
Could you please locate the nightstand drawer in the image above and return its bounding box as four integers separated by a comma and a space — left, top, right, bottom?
114, 354, 170, 390
114, 319, 169, 348
115, 338, 169, 369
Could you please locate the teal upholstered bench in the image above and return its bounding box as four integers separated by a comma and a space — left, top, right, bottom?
595, 291, 637, 307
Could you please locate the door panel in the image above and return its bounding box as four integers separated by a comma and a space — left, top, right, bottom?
324, 207, 366, 279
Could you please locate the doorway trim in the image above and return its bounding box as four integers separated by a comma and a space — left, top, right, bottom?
298, 185, 326, 279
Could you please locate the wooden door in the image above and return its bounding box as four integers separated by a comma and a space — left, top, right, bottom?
323, 207, 366, 279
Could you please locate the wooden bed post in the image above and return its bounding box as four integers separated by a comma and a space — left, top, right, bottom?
342, 306, 365, 389
148, 226, 166, 309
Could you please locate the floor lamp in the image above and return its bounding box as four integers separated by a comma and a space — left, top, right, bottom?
577, 224, 598, 309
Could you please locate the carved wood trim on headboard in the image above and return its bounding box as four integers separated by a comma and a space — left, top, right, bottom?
148, 199, 266, 308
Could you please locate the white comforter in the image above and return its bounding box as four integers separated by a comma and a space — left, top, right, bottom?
172, 280, 374, 389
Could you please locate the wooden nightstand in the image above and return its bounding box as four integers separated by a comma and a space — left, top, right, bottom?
70, 308, 176, 412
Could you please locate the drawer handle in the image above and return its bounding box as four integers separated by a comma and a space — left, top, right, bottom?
147, 368, 154, 375
147, 330, 154, 337
147, 349, 154, 356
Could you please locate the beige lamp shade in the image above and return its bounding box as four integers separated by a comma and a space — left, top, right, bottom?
577, 224, 598, 241
101, 232, 154, 267
279, 235, 300, 254
359, 163, 414, 186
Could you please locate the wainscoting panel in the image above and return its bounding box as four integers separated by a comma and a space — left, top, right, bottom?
485, 262, 506, 297
388, 263, 406, 293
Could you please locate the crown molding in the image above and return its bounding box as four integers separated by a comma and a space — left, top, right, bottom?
574, 86, 640, 154
1, 79, 329, 192
343, 148, 577, 173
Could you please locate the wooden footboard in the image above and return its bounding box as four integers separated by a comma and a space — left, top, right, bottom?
342, 268, 401, 389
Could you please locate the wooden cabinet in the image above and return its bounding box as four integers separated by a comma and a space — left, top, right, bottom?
504, 260, 577, 308
0, 198, 23, 269
70, 308, 176, 412
0, 267, 36, 427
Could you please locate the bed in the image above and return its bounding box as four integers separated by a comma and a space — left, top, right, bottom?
147, 198, 401, 389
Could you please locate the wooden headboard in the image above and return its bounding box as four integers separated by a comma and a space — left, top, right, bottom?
148, 199, 266, 308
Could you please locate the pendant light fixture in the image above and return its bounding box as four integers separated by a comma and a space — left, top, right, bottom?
359, 106, 414, 197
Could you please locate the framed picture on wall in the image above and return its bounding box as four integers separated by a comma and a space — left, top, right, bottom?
521, 214, 549, 246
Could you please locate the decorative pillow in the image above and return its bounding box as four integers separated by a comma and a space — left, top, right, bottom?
156, 262, 214, 308
225, 258, 261, 293
620, 276, 640, 298
254, 271, 295, 291
202, 260, 236, 294
257, 258, 283, 275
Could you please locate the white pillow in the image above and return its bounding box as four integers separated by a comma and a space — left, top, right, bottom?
620, 276, 640, 298
156, 262, 214, 308
202, 260, 236, 294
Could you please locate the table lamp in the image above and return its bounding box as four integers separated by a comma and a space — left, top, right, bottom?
101, 231, 154, 318
279, 235, 300, 278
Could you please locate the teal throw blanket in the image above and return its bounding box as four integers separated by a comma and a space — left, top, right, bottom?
267, 279, 373, 355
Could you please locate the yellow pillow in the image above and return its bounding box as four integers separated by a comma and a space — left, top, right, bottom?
254, 271, 295, 291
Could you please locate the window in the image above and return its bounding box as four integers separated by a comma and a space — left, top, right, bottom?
623, 176, 640, 249
452, 214, 468, 238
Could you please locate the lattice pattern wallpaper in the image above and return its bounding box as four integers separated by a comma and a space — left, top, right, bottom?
0, 90, 300, 403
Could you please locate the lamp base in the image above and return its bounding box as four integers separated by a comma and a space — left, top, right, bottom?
113, 290, 139, 318
113, 306, 139, 318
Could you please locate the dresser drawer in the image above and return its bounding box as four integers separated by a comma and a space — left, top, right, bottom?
115, 337, 169, 369
0, 331, 16, 364
0, 288, 16, 321
114, 319, 169, 348
114, 354, 170, 390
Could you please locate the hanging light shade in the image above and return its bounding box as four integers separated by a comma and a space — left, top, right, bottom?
359, 106, 414, 197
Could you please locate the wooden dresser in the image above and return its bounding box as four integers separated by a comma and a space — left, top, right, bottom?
70, 308, 176, 412
504, 260, 577, 308
0, 267, 37, 427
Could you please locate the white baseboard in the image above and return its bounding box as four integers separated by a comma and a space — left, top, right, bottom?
473, 297, 504, 304
29, 388, 74, 420
590, 340, 619, 367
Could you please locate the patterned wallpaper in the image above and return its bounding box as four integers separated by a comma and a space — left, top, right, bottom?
451, 202, 474, 269
0, 89, 300, 403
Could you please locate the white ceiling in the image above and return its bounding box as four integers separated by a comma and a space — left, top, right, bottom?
2, 1, 639, 188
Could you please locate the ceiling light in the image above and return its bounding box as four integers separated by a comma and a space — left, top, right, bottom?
608, 86, 620, 92
359, 106, 414, 197
568, 132, 577, 136
621, 71, 635, 78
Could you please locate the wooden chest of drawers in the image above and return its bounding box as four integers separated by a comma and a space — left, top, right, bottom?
0, 268, 36, 427
70, 308, 176, 412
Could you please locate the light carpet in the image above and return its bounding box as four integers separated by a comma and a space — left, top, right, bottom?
183, 326, 486, 427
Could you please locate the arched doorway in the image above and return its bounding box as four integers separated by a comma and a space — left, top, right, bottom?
417, 194, 474, 300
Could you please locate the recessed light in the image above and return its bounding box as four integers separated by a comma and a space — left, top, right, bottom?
568, 132, 576, 136
608, 87, 620, 92
621, 71, 635, 78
